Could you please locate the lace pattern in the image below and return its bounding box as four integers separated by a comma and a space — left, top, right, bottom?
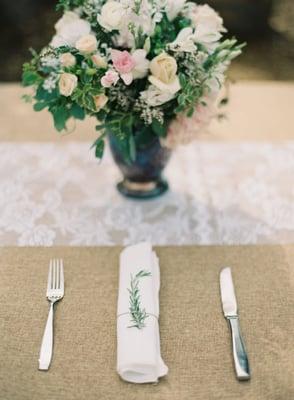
0, 142, 293, 246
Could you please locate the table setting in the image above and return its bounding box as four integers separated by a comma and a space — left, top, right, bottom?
1, 0, 294, 399
1, 244, 294, 400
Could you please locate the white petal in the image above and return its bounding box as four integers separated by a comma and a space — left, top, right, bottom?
148, 76, 181, 94
121, 73, 133, 85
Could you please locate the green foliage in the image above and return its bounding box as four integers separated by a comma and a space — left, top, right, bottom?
105, 113, 137, 163
151, 14, 177, 56
22, 94, 33, 103
51, 105, 70, 131
91, 132, 106, 159
70, 103, 85, 120
151, 119, 168, 137
203, 39, 245, 72
22, 70, 41, 86
128, 270, 152, 329
33, 102, 48, 112
176, 72, 204, 116
56, 0, 85, 11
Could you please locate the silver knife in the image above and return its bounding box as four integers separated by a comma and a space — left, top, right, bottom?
220, 267, 250, 381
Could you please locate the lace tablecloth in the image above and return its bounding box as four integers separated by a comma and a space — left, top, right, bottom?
0, 141, 293, 246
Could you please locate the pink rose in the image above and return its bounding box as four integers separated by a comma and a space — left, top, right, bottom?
101, 70, 119, 88
111, 50, 135, 74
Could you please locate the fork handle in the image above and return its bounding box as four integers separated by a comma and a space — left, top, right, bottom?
39, 302, 54, 370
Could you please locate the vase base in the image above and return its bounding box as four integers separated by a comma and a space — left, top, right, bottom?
117, 179, 169, 199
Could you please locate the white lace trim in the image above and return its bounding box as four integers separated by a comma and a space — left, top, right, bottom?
0, 141, 293, 246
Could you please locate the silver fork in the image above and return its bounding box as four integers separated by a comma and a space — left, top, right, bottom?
39, 259, 64, 370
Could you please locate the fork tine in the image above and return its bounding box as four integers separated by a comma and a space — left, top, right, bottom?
47, 260, 53, 291
56, 259, 60, 289
59, 259, 64, 292
53, 259, 57, 290
55, 259, 58, 290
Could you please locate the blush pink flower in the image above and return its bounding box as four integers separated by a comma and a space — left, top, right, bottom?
111, 50, 135, 73
101, 70, 119, 88
111, 49, 136, 85
161, 95, 218, 149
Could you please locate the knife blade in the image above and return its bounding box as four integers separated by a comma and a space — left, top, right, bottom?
220, 267, 250, 381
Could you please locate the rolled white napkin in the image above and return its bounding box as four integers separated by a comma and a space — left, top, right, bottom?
117, 242, 168, 383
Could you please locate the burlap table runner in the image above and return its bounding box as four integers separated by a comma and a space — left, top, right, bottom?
0, 245, 293, 400
1, 82, 294, 142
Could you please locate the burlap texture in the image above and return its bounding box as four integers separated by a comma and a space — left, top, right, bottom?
0, 245, 293, 400
1, 82, 294, 142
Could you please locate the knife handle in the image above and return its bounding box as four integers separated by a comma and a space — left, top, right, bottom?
227, 316, 250, 381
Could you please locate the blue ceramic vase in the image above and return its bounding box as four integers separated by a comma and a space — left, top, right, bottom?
109, 132, 171, 199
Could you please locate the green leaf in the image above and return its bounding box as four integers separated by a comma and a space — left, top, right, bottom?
33, 102, 47, 112
94, 139, 105, 159
52, 107, 69, 132
84, 94, 97, 112
186, 107, 194, 117
21, 94, 33, 103
70, 103, 85, 120
96, 109, 108, 121
179, 73, 187, 88
22, 71, 40, 86
35, 87, 58, 102
95, 124, 106, 131
152, 119, 167, 137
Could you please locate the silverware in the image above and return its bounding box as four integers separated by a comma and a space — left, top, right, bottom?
220, 267, 250, 381
39, 259, 64, 371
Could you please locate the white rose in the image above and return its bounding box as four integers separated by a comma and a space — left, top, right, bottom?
188, 5, 226, 46
55, 11, 78, 31
149, 75, 181, 94
165, 0, 187, 21
150, 52, 178, 84
75, 34, 97, 54
91, 53, 108, 69
97, 1, 124, 32
51, 11, 91, 48
60, 53, 76, 67
58, 73, 78, 97
149, 52, 180, 94
93, 94, 108, 111
140, 86, 175, 106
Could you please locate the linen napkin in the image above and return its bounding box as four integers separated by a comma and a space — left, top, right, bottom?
117, 242, 168, 383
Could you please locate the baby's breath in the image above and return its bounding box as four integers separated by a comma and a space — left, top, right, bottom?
134, 99, 164, 125
108, 82, 134, 110
43, 73, 58, 93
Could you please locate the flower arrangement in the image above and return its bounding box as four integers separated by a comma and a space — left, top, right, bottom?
23, 0, 243, 161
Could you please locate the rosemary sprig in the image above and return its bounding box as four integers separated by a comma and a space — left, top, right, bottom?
128, 270, 151, 329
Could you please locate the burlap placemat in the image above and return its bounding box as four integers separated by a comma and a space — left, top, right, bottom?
1, 82, 294, 142
0, 245, 293, 400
